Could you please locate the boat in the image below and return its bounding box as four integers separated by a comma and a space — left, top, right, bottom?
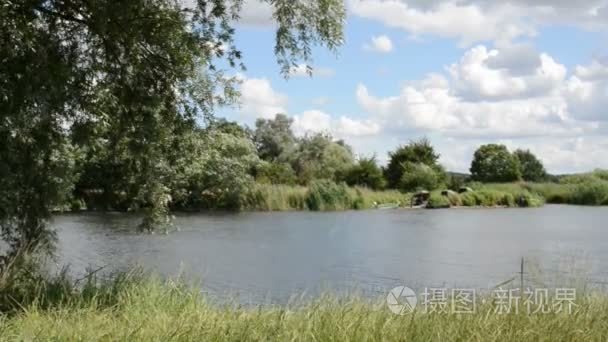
375, 202, 400, 210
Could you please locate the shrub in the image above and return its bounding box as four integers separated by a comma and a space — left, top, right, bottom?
514, 191, 545, 207
460, 192, 478, 206
343, 157, 386, 190
445, 191, 462, 206
569, 180, 608, 205
501, 193, 516, 207
592, 169, 608, 181
426, 192, 451, 209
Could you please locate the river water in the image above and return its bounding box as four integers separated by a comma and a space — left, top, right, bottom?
50, 205, 608, 303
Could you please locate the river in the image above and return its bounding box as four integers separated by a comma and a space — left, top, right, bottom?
50, 205, 608, 303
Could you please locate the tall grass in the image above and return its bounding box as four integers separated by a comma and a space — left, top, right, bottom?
465, 184, 545, 207
1, 272, 608, 341
241, 181, 409, 211
470, 171, 608, 206
241, 184, 309, 211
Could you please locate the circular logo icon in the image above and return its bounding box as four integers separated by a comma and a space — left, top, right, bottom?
387, 286, 417, 315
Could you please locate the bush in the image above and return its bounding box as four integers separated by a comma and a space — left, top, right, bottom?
445, 191, 462, 206
399, 162, 443, 192
426, 192, 450, 209
569, 180, 608, 205
305, 180, 353, 211
514, 192, 545, 207
501, 193, 516, 207
460, 192, 478, 206
343, 157, 386, 190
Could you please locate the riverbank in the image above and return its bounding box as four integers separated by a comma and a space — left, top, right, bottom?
241, 182, 547, 211
63, 175, 608, 214
1, 272, 606, 341
240, 182, 411, 211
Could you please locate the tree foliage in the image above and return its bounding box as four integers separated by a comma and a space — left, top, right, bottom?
0, 0, 346, 258
470, 144, 522, 183
171, 129, 260, 210
399, 162, 444, 192
385, 138, 442, 189
290, 133, 354, 184
514, 149, 547, 182
255, 162, 298, 185
253, 114, 296, 162
344, 156, 385, 190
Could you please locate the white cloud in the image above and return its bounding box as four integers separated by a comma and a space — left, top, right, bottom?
575, 59, 608, 81
528, 136, 608, 173
348, 0, 608, 45
239, 77, 288, 119
355, 46, 597, 139
238, 0, 274, 27
364, 35, 394, 53
292, 111, 381, 138
292, 110, 333, 136
335, 116, 382, 137
565, 60, 608, 122
448, 45, 566, 101
289, 64, 336, 78
349, 0, 534, 46
348, 45, 608, 172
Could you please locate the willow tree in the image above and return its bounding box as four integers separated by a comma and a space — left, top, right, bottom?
0, 0, 345, 261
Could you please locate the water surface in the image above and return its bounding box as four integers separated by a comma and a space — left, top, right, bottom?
51, 205, 608, 303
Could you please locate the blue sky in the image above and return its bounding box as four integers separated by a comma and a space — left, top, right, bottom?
218, 0, 608, 174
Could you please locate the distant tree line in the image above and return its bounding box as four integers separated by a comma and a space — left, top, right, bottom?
71, 113, 552, 214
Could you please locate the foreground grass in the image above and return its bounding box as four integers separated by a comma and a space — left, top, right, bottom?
1, 274, 608, 341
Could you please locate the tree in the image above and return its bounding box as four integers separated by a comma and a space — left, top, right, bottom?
514, 149, 547, 182
470, 144, 522, 183
254, 161, 298, 185
171, 128, 260, 210
385, 138, 441, 188
399, 162, 444, 192
290, 133, 354, 184
0, 0, 345, 259
253, 114, 297, 162
344, 156, 386, 190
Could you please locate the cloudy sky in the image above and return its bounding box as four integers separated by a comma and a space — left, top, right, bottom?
219, 0, 608, 174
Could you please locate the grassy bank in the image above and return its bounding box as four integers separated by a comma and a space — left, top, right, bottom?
240, 181, 548, 211
426, 187, 545, 209
1, 273, 607, 341
241, 181, 410, 211
468, 171, 608, 206
67, 172, 608, 214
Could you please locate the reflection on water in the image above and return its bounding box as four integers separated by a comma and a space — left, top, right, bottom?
50, 205, 608, 303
